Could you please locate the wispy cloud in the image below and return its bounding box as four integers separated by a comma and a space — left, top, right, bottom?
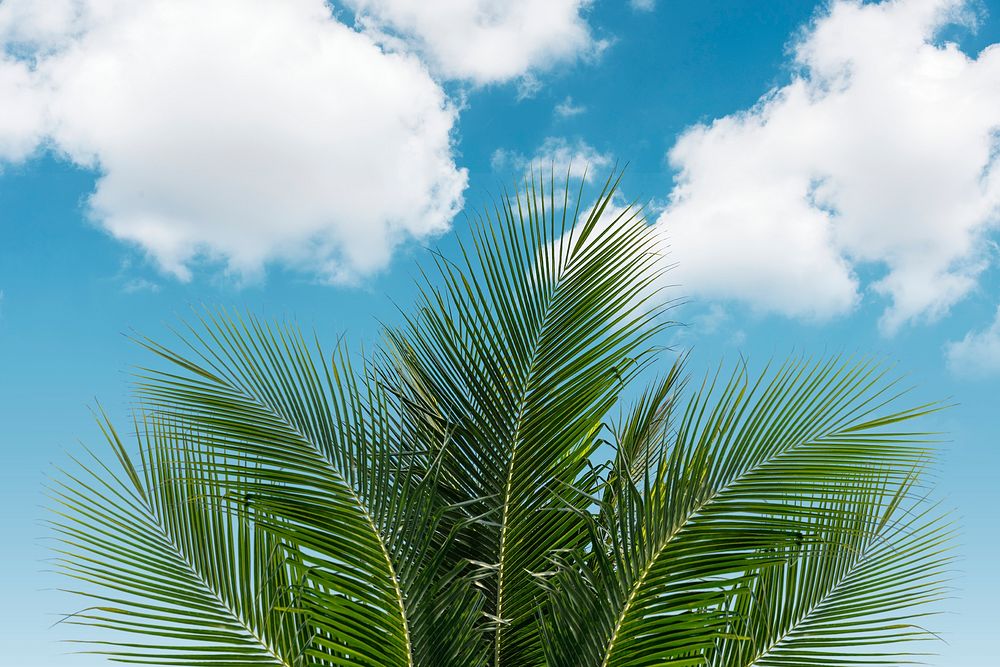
672, 303, 746, 347
122, 278, 161, 295
554, 96, 586, 118
516, 73, 543, 101
946, 306, 1000, 378
491, 137, 612, 181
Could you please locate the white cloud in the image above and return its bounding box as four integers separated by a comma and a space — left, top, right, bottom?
693, 303, 729, 335
671, 304, 747, 347
555, 96, 586, 118
656, 0, 1000, 332
0, 56, 45, 163
342, 0, 605, 85
516, 73, 543, 101
630, 0, 656, 12
0, 0, 467, 283
946, 306, 1000, 377
491, 137, 612, 181
122, 278, 161, 295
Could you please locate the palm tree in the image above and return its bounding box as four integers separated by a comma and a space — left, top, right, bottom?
51, 171, 952, 667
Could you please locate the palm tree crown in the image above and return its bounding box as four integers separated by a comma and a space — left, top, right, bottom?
52, 171, 952, 667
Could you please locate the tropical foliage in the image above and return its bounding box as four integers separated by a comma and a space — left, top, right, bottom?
51, 172, 952, 666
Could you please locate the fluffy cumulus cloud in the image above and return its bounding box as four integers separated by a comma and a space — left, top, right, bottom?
946, 306, 1000, 377
491, 137, 612, 181
656, 0, 1000, 331
0, 57, 44, 162
342, 0, 605, 85
0, 0, 467, 282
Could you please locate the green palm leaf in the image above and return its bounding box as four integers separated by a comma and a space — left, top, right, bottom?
386, 169, 670, 665
51, 169, 952, 667
50, 413, 307, 665
127, 312, 489, 667
540, 358, 950, 667
709, 477, 953, 666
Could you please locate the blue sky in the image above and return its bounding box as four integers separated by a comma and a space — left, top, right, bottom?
1, 0, 998, 663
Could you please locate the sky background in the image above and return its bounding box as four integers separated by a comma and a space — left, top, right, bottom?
0, 0, 998, 664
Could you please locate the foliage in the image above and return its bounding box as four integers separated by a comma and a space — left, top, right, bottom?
51, 171, 952, 666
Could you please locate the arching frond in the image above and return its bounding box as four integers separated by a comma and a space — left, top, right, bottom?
540, 358, 950, 667
50, 413, 307, 666
386, 168, 671, 666
709, 477, 953, 666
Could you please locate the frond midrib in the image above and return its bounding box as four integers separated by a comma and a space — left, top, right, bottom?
228, 379, 415, 667
598, 479, 720, 667
493, 264, 564, 666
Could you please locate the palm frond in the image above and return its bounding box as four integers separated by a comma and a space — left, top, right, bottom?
541, 358, 949, 667
50, 169, 952, 667
49, 412, 306, 666
122, 313, 460, 666
709, 474, 953, 666
386, 168, 671, 665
